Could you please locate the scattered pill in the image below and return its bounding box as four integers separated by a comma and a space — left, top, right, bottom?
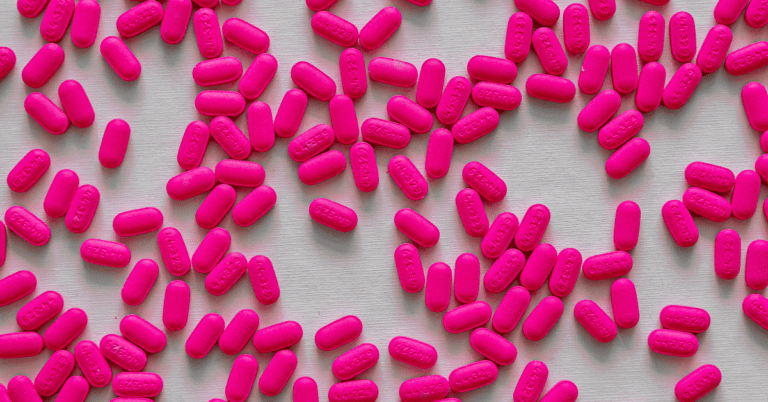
24, 92, 69, 135
7, 376, 40, 402
196, 91, 246, 117
100, 37, 140, 81
259, 350, 297, 396
350, 142, 379, 192
638, 11, 665, 62
17, 290, 63, 331
74, 340, 111, 387
742, 82, 768, 131
454, 253, 480, 304
193, 57, 242, 87
527, 74, 576, 103
484, 249, 525, 294
100, 334, 147, 372
0, 332, 43, 358
744, 293, 768, 330
329, 95, 359, 144
578, 89, 621, 132
605, 137, 651, 179
44, 307, 87, 350
444, 300, 491, 333
309, 198, 357, 232
339, 48, 367, 100
669, 12, 696, 63
685, 162, 735, 192
635, 62, 666, 112
436, 76, 471, 125
471, 82, 522, 111
452, 107, 500, 144
253, 321, 303, 353
291, 61, 336, 101
387, 95, 433, 134
533, 27, 568, 75
662, 200, 699, 247
6, 206, 51, 246
177, 122, 209, 170
563, 4, 590, 55
113, 208, 163, 237
493, 286, 531, 334
515, 0, 559, 26
240, 53, 277, 100
481, 212, 519, 259
315, 316, 362, 352
293, 377, 319, 402
395, 209, 439, 247
424, 128, 453, 179
582, 251, 632, 280
660, 305, 710, 333
0, 47, 15, 81
58, 80, 94, 128
8, 149, 50, 193
232, 186, 276, 227
389, 155, 428, 200
166, 167, 216, 201
648, 328, 698, 357
160, 0, 192, 44
611, 278, 639, 328
117, 0, 162, 38
389, 336, 437, 369
614, 200, 641, 251
248, 255, 280, 305
470, 328, 517, 365
746, 239, 768, 290
579, 45, 610, 94
289, 124, 335, 163
298, 150, 347, 185
120, 314, 167, 353
163, 280, 190, 331
400, 375, 449, 402
697, 25, 732, 73
426, 262, 452, 312
332, 343, 379, 380
80, 239, 130, 268
714, 228, 740, 280
196, 184, 237, 229
467, 55, 517, 83
520, 243, 557, 291
523, 296, 564, 341
513, 361, 548, 402
549, 248, 582, 298
455, 188, 489, 237
505, 12, 532, 63
193, 8, 223, 58
223, 17, 269, 54
361, 118, 410, 148
219, 310, 259, 355
18, 0, 48, 18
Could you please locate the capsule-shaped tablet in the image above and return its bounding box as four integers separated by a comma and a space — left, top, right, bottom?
744, 293, 768, 330
17, 291, 63, 330
329, 380, 378, 402
454, 253, 480, 304
715, 0, 749, 24
58, 80, 94, 128
196, 91, 246, 117
248, 102, 275, 153
361, 118, 410, 148
613, 200, 641, 251
100, 37, 140, 81
424, 129, 453, 180
274, 89, 308, 138
467, 55, 516, 83
240, 53, 277, 100
455, 188, 489, 237
426, 262, 451, 312
350, 142, 378, 192
527, 74, 576, 103
715, 228, 740, 280
523, 296, 563, 341
8, 376, 41, 402
328, 95, 359, 145
193, 8, 222, 58
24, 92, 69, 135
311, 11, 358, 47
291, 62, 336, 102
177, 121, 209, 170
579, 45, 610, 94
637, 11, 664, 63
163, 280, 189, 331
160, 0, 192, 44
57, 376, 89, 402
185, 313, 225, 359
683, 187, 731, 222
515, 0, 559, 26
113, 208, 163, 237
44, 308, 87, 350
0, 47, 15, 82
470, 328, 517, 365
732, 170, 761, 219
533, 28, 567, 76
23, 43, 64, 88
289, 124, 335, 162
166, 167, 216, 201
611, 278, 639, 329
449, 360, 498, 393
193, 57, 242, 87
660, 305, 710, 333
73, 340, 111, 387
697, 25, 732, 73
635, 62, 666, 113
389, 336, 437, 369
582, 251, 632, 280
387, 96, 432, 134
112, 372, 163, 398
599, 110, 644, 150
99, 119, 131, 168
157, 227, 190, 276
663, 63, 702, 110
606, 137, 650, 179
515, 204, 551, 252
742, 82, 768, 131
100, 334, 147, 372
505, 12, 533, 63
8, 149, 50, 193
685, 162, 735, 193
0, 332, 43, 358
452, 107, 500, 144
219, 310, 259, 355
493, 286, 531, 334
206, 252, 247, 296
223, 18, 269, 54
669, 12, 696, 63
481, 212, 519, 259
332, 343, 379, 380
513, 361, 548, 402
120, 314, 166, 353
747, 239, 768, 290
395, 209, 439, 247
232, 186, 276, 227
298, 151, 347, 185
578, 90, 621, 132
399, 375, 448, 402
358, 7, 400, 50
443, 300, 491, 333
436, 76, 471, 125
485, 249, 525, 293
117, 0, 162, 38
389, 155, 428, 200
339, 48, 367, 100
0, 271, 36, 307
662, 200, 699, 247
548, 248, 582, 298
675, 364, 721, 402
648, 329, 698, 356
253, 321, 303, 353
196, 184, 237, 229
369, 57, 417, 87
725, 41, 768, 75
309, 198, 357, 232
315, 316, 362, 352
574, 300, 617, 343
18, 0, 48, 18
247, 255, 279, 305
611, 44, 638, 94
520, 243, 557, 291
471, 82, 522, 111
563, 4, 590, 55
6, 206, 51, 246
80, 239, 130, 268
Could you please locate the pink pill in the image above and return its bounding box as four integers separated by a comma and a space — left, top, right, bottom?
24, 92, 69, 135
574, 299, 617, 343
675, 364, 721, 402
6, 206, 51, 246
605, 137, 650, 179
315, 316, 362, 352
311, 11, 358, 47
400, 375, 449, 402
456, 188, 489, 237
80, 238, 131, 267
298, 150, 347, 185
471, 82, 522, 111
0, 271, 36, 307
611, 44, 638, 94
467, 55, 517, 84
329, 380, 378, 402
394, 244, 425, 293
369, 57, 418, 87
577, 90, 620, 133
663, 63, 702, 110
100, 37, 140, 81
743, 82, 768, 131
416, 60, 446, 109
44, 308, 87, 350
193, 57, 242, 87
462, 161, 507, 202
99, 119, 131, 168
293, 377, 319, 402
424, 128, 453, 179
56, 376, 89, 402
163, 280, 190, 331
18, 0, 48, 18
715, 0, 749, 24
223, 18, 269, 54
443, 300, 491, 333
177, 121, 209, 170
505, 12, 532, 63
513, 361, 548, 402
196, 91, 246, 117
220, 310, 259, 355
523, 296, 564, 341
697, 25, 732, 73
248, 102, 275, 152
112, 372, 162, 398
120, 314, 166, 353
350, 142, 378, 192
17, 291, 63, 330
332, 343, 379, 380
232, 186, 276, 227
747, 239, 768, 290
100, 334, 147, 372
426, 262, 452, 312
660, 305, 710, 333
225, 354, 258, 402
452, 107, 500, 144
515, 0, 559, 26
193, 8, 223, 58
611, 278, 639, 329
206, 252, 247, 296
527, 74, 576, 103
485, 249, 526, 293
361, 118, 410, 148
449, 360, 498, 393
274, 89, 308, 138
582, 251, 632, 280
291, 61, 336, 102
744, 293, 768, 330
614, 200, 641, 251
669, 12, 696, 63
683, 187, 731, 222
515, 204, 551, 252
117, 0, 162, 38
387, 96, 433, 134
186, 313, 225, 359
454, 253, 480, 304
196, 184, 237, 228
481, 212, 519, 259
579, 45, 610, 94
648, 329, 698, 357
548, 248, 581, 297
23, 43, 64, 88
563, 4, 590, 55
309, 198, 357, 232
520, 243, 557, 291
58, 80, 94, 128
540, 381, 578, 402
329, 95, 359, 144
0, 332, 43, 358
160, 0, 192, 44
253, 321, 303, 352
395, 209, 439, 247
8, 149, 50, 193
635, 62, 666, 113
389, 155, 428, 200
715, 228, 740, 280
289, 124, 335, 162
339, 48, 367, 100
470, 328, 517, 365
599, 110, 644, 150
359, 7, 401, 50
73, 340, 111, 387
725, 41, 768, 75
662, 200, 699, 247
732, 170, 760, 219
637, 11, 665, 62
436, 76, 471, 125
0, 47, 15, 81
389, 336, 437, 368
248, 255, 280, 305
239, 53, 277, 100
7, 376, 40, 402
166, 167, 216, 200
307, 0, 337, 10
113, 208, 163, 237
157, 228, 190, 276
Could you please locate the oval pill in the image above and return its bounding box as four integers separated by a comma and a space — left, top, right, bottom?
309, 198, 357, 232
0, 271, 37, 307
80, 239, 130, 268
638, 11, 665, 62
193, 57, 242, 87
113, 207, 163, 237
481, 212, 519, 259
289, 124, 335, 162
578, 89, 621, 132
715, 228, 740, 280
339, 48, 367, 99
725, 41, 768, 75
196, 91, 245, 117
186, 313, 225, 359
206, 252, 247, 296
166, 167, 215, 200
579, 45, 610, 94
100, 334, 147, 372
196, 184, 237, 229
157, 227, 190, 276
611, 278, 639, 328
24, 92, 69, 135
598, 109, 644, 150
58, 80, 94, 128
448, 360, 498, 393
605, 137, 650, 179
74, 340, 111, 387
527, 74, 576, 103
193, 8, 222, 59
387, 95, 433, 134
455, 188, 489, 237
663, 63, 702, 110
6, 206, 51, 246
523, 296, 563, 341
44, 308, 87, 350
540, 381, 578, 402
685, 162, 735, 192
298, 150, 347, 185
669, 12, 696, 63
732, 170, 761, 219
248, 255, 280, 305
219, 309, 259, 355
662, 200, 699, 247
611, 44, 638, 94
232, 186, 276, 227
747, 239, 768, 290
328, 380, 378, 402
17, 290, 63, 330
614, 200, 641, 251
225, 354, 258, 402
660, 305, 710, 333
8, 149, 50, 193
112, 372, 163, 398
315, 315, 362, 351
493, 286, 531, 334
683, 187, 731, 222
350, 142, 379, 192
484, 249, 525, 293
400, 375, 448, 402
120, 314, 166, 353
100, 37, 140, 81
160, 0, 192, 45
223, 18, 269, 54
425, 262, 451, 312
0, 332, 43, 358
253, 321, 303, 353
395, 209, 439, 247
23, 43, 64, 88
329, 95, 359, 144
443, 300, 491, 333
744, 293, 768, 331
177, 122, 210, 171
368, 57, 417, 87
675, 364, 721, 402
574, 299, 617, 343
291, 61, 336, 102
215, 160, 265, 187
389, 336, 437, 369
56, 376, 89, 402
332, 343, 379, 380
515, 0, 559, 26
715, 0, 749, 24
240, 53, 277, 100
163, 280, 190, 331
454, 253, 480, 304
513, 361, 548, 402
648, 329, 698, 357
436, 76, 471, 125
583, 251, 632, 280
359, 7, 401, 50
697, 25, 732, 73
117, 0, 162, 38
515, 204, 550, 252
533, 27, 567, 75
520, 243, 557, 291
311, 11, 358, 47
742, 82, 768, 131
248, 102, 275, 152
563, 4, 590, 54
274, 89, 308, 138
470, 327, 517, 365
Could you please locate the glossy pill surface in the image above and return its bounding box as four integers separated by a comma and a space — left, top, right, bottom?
663, 63, 702, 110
56, 376, 89, 402
157, 228, 190, 276
389, 336, 437, 369
291, 61, 336, 101
485, 249, 525, 294
193, 8, 222, 59
113, 208, 163, 237
744, 293, 768, 331
454, 253, 480, 303
515, 0, 559, 26
471, 82, 522, 111
648, 329, 698, 356
574, 300, 617, 343
315, 315, 362, 351
467, 55, 517, 83
120, 314, 166, 353
685, 162, 734, 192
522, 296, 563, 341
99, 119, 131, 168
387, 95, 433, 134
463, 162, 506, 202
683, 187, 731, 221
425, 128, 453, 179
452, 107, 500, 144
196, 91, 245, 117
293, 377, 319, 402
0, 47, 16, 81
443, 301, 491, 333
394, 245, 423, 293
389, 155, 428, 200
232, 186, 276, 227
289, 124, 335, 162
192, 228, 231, 274
714, 0, 749, 24
41, 0, 76, 42
598, 110, 644, 150
725, 41, 768, 75
635, 62, 666, 112
7, 376, 41, 402
193, 57, 242, 87
540, 381, 578, 402
715, 229, 740, 280
253, 321, 303, 353
248, 102, 275, 152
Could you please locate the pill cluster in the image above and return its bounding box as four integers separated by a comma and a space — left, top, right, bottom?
2, 0, 768, 400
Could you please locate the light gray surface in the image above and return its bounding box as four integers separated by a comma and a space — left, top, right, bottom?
1, 0, 767, 401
